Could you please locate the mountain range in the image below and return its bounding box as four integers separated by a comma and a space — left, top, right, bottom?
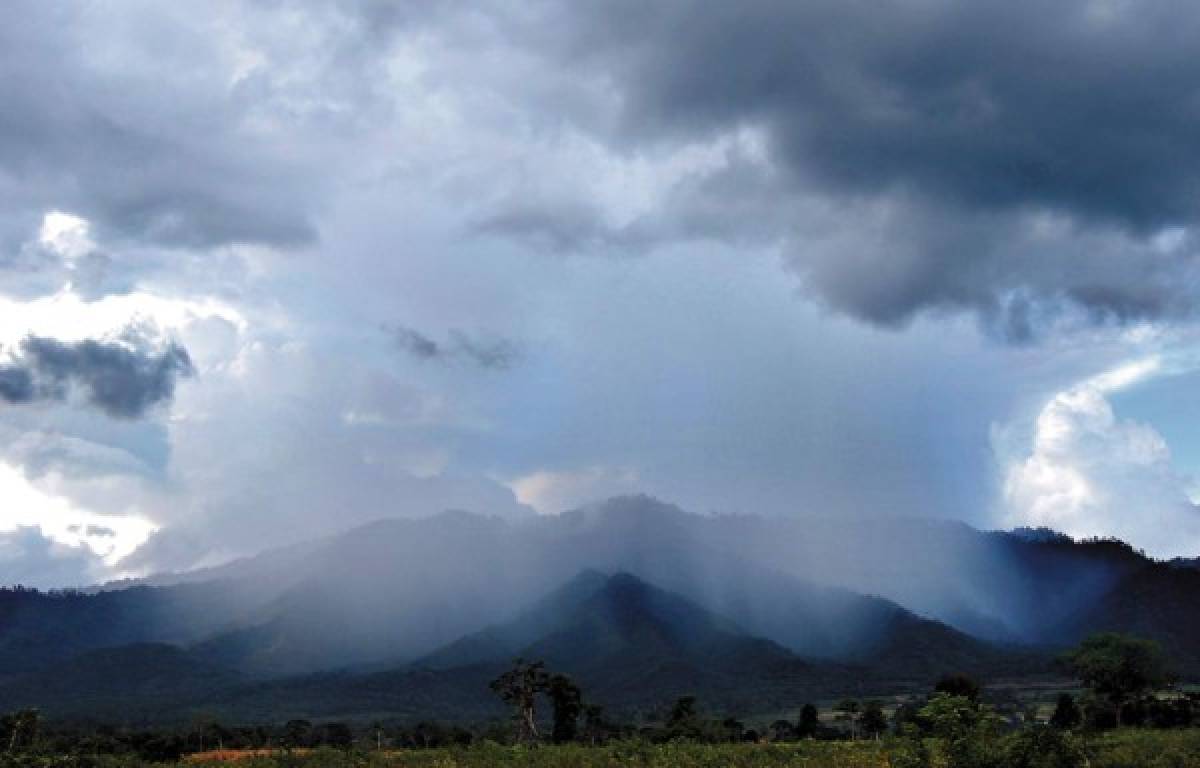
0, 495, 1195, 723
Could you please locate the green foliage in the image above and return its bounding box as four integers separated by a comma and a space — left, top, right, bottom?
1050, 693, 1082, 730
0, 710, 40, 752
797, 703, 819, 739
859, 701, 888, 739
1088, 728, 1200, 768
282, 720, 312, 749
664, 696, 702, 741
488, 658, 548, 744
1064, 633, 1171, 726
7, 731, 1200, 767
1002, 726, 1086, 768
544, 674, 581, 744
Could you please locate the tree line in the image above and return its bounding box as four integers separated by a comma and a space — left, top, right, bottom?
0, 632, 1194, 762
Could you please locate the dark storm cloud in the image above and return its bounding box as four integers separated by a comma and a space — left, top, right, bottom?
501, 0, 1200, 336
0, 332, 194, 419
392, 325, 520, 370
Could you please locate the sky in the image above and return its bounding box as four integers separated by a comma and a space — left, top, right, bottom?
3, 0, 1200, 587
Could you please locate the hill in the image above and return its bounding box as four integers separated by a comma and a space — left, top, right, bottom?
0, 494, 1196, 722
0, 643, 241, 722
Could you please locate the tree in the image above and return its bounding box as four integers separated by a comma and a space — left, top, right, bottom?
1049, 693, 1082, 730
918, 693, 1004, 768
316, 722, 353, 748
489, 658, 549, 744
935, 674, 981, 703
860, 701, 888, 740
1003, 725, 1086, 768
769, 719, 795, 742
665, 695, 702, 740
282, 719, 312, 750
546, 673, 583, 744
582, 705, 609, 746
1064, 633, 1171, 727
797, 703, 820, 738
2, 709, 39, 753
191, 713, 223, 753
722, 717, 745, 742
834, 698, 860, 739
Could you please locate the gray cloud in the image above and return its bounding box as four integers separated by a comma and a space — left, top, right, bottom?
65, 524, 117, 538
3, 0, 1196, 586
549, 0, 1200, 227
0, 332, 193, 419
0, 527, 102, 589
486, 0, 1200, 337
0, 3, 317, 253
392, 325, 521, 370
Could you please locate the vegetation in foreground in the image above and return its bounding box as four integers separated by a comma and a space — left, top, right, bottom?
0, 633, 1197, 767
2, 733, 1200, 768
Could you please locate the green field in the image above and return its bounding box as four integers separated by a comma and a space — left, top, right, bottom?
231, 732, 1200, 768
7, 730, 1195, 768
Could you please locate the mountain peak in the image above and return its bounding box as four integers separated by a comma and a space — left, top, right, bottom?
558, 495, 692, 532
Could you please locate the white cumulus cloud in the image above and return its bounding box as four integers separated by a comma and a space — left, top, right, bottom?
999, 357, 1200, 557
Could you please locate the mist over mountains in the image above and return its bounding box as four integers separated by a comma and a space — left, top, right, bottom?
0, 495, 1196, 723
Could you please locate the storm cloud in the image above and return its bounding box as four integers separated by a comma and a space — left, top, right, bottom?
494, 0, 1200, 336
4, 0, 1200, 584
0, 2, 321, 253
0, 332, 193, 419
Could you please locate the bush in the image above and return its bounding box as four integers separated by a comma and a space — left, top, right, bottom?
1002, 726, 1086, 768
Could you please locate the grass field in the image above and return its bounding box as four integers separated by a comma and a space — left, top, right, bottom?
164, 730, 1200, 768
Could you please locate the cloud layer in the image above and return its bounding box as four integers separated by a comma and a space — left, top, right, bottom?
500, 0, 1200, 337
2, 0, 1200, 584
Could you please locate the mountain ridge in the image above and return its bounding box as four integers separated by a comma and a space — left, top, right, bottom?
0, 494, 1197, 722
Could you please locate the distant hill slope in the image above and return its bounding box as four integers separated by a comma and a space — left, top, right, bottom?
215, 572, 862, 721
226, 571, 1041, 720
1065, 564, 1200, 676
0, 643, 241, 722
0, 494, 1195, 713
0, 582, 260, 678
0, 571, 1020, 723
422, 569, 1024, 686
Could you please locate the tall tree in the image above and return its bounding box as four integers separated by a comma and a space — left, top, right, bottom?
489, 658, 549, 745
546, 674, 583, 744
860, 700, 888, 740
2, 710, 39, 753
666, 695, 702, 740
834, 698, 861, 739
1064, 633, 1171, 727
582, 704, 608, 746
797, 703, 820, 738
